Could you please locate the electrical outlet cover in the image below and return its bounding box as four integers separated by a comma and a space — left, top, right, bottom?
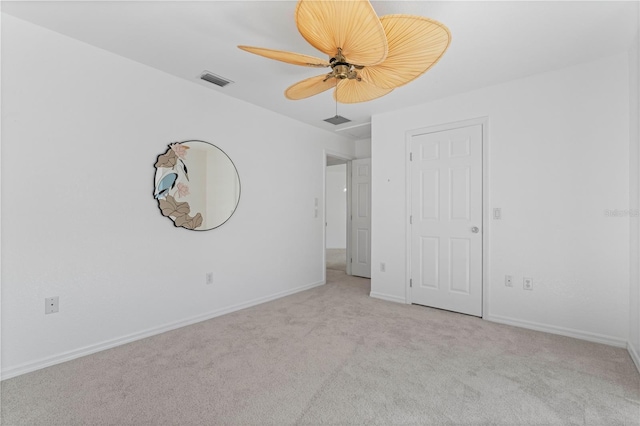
523, 277, 533, 290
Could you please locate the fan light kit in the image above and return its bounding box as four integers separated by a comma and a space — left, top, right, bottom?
238, 0, 451, 104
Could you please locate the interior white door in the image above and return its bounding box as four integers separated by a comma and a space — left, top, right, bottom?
350, 158, 371, 278
410, 125, 482, 316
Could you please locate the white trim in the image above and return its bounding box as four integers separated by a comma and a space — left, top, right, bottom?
481, 119, 491, 319
370, 291, 406, 304
629, 342, 640, 373
1, 280, 325, 381
405, 136, 412, 304
322, 153, 327, 284
405, 117, 490, 314
0, 18, 3, 385
485, 314, 627, 348
346, 161, 353, 276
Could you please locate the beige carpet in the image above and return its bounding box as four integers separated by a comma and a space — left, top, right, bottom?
2, 269, 639, 425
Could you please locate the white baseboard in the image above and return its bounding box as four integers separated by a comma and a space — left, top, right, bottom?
1, 280, 325, 381
370, 291, 406, 304
484, 314, 627, 348
628, 342, 640, 373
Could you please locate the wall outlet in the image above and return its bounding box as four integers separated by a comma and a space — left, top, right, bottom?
523, 277, 533, 290
206, 272, 213, 285
45, 296, 59, 314
380, 262, 386, 272
505, 275, 513, 287
493, 208, 502, 220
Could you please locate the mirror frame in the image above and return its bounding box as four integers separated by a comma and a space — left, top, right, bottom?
153, 140, 241, 231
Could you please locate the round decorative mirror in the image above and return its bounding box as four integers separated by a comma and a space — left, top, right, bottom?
153, 140, 240, 230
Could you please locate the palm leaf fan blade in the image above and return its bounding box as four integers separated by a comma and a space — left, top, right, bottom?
359, 15, 451, 90
295, 0, 388, 66
286, 74, 337, 100
237, 46, 329, 67
334, 79, 393, 104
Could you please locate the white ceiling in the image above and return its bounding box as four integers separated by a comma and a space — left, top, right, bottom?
2, 1, 638, 141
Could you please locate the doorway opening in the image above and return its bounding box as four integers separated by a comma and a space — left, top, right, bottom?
324, 152, 371, 282
325, 155, 350, 275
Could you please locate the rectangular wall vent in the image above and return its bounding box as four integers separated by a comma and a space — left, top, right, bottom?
200, 71, 233, 87
324, 115, 351, 125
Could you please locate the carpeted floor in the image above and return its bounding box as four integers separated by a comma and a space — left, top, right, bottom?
2, 268, 639, 425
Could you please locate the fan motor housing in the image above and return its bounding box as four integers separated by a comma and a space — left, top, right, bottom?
333, 64, 350, 79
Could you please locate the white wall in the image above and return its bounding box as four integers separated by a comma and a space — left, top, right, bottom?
325, 164, 347, 249
629, 17, 640, 368
355, 138, 372, 159
372, 53, 631, 346
0, 15, 354, 378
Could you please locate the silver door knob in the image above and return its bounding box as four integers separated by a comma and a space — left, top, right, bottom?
471, 226, 479, 233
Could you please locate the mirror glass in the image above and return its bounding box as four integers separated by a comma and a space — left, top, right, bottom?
153, 140, 240, 230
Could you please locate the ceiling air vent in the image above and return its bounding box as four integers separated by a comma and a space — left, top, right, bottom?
323, 115, 351, 125
200, 71, 234, 87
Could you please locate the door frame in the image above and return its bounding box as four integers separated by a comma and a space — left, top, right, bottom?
405, 117, 491, 318
323, 149, 355, 283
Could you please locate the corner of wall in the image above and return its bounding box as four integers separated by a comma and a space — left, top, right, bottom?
628, 12, 640, 372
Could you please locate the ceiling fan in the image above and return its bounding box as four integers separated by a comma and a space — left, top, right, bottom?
238, 0, 451, 104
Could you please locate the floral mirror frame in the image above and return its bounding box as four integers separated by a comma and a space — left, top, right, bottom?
153, 140, 241, 231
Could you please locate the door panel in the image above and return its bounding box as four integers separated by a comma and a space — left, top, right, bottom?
420, 237, 439, 289
421, 169, 439, 220
450, 167, 470, 220
410, 125, 482, 316
450, 237, 471, 294
351, 159, 371, 278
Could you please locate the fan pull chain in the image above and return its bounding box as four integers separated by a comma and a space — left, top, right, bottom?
335, 81, 338, 118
